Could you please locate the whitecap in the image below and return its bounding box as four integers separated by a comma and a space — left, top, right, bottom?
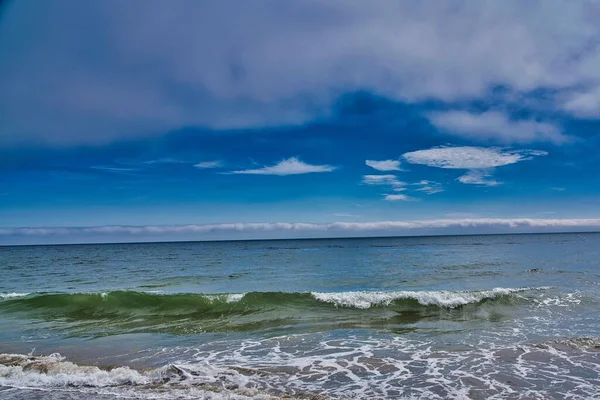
226, 293, 246, 303
0, 292, 29, 300
310, 287, 548, 309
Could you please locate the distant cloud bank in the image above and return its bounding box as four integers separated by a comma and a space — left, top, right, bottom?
2, 218, 600, 242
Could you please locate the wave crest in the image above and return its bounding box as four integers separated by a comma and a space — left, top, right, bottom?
0, 287, 553, 334
310, 287, 544, 309
0, 353, 276, 399
0, 292, 29, 299
0, 287, 548, 311
0, 353, 151, 387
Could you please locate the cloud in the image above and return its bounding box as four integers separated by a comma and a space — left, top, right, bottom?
229, 157, 335, 176
403, 146, 547, 186
90, 166, 139, 173
3, 218, 600, 239
194, 161, 223, 169
428, 111, 569, 144
2, 1, 600, 146
561, 87, 600, 118
362, 175, 442, 199
362, 174, 405, 187
458, 169, 501, 186
403, 146, 547, 169
365, 159, 402, 171
414, 180, 444, 194
384, 194, 412, 201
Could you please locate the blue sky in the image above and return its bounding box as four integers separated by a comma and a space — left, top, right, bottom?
1, 1, 600, 244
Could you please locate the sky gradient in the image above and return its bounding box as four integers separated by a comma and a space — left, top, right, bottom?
1, 0, 600, 244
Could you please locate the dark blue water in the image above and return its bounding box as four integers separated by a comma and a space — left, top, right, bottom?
1, 233, 599, 399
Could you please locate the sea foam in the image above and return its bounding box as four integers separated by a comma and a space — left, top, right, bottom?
0, 353, 277, 399
310, 287, 548, 309
0, 353, 150, 388
0, 292, 29, 300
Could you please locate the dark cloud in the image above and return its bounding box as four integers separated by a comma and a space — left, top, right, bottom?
1, 0, 599, 146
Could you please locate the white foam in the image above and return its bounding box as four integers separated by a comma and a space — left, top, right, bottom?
0, 353, 273, 399
226, 293, 246, 303
0, 353, 150, 387
3, 329, 599, 400
0, 292, 29, 299
204, 293, 247, 303
537, 292, 582, 307
181, 332, 600, 399
310, 287, 545, 309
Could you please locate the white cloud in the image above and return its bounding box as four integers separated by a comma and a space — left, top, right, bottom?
458, 170, 501, 186
428, 111, 569, 144
90, 166, 139, 173
3, 219, 600, 238
561, 87, 600, 118
194, 161, 223, 169
403, 146, 547, 187
384, 194, 412, 201
363, 176, 442, 198
414, 180, 444, 194
365, 159, 402, 171
229, 157, 335, 176
362, 174, 405, 187
403, 146, 547, 169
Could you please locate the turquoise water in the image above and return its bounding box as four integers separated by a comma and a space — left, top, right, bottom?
1, 233, 599, 399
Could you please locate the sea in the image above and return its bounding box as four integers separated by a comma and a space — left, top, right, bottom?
0, 233, 599, 399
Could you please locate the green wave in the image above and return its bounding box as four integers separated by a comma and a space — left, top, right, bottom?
0, 288, 544, 336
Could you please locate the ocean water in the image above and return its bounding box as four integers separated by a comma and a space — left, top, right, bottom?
0, 233, 599, 399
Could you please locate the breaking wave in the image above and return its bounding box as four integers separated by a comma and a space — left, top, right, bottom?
0, 353, 287, 399
0, 287, 552, 335
0, 293, 29, 300
310, 287, 546, 309
0, 287, 548, 311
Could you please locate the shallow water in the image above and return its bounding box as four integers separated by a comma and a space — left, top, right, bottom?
1, 233, 599, 399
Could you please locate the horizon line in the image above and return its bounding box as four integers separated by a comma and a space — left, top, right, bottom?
1, 229, 599, 248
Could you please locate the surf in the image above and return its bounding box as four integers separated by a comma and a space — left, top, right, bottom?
0, 287, 555, 336
0, 286, 548, 311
